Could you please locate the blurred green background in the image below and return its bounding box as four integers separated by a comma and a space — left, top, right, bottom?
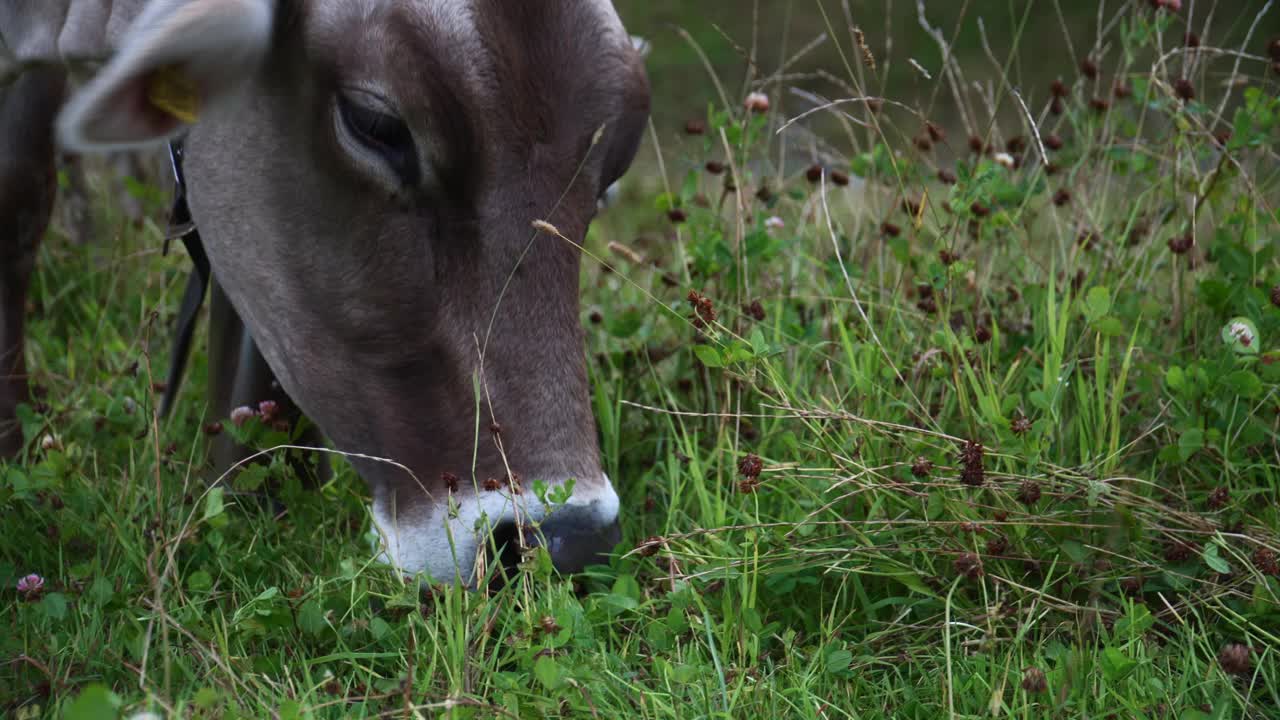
617, 0, 1279, 142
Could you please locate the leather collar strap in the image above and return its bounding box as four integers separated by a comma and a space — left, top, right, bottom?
158, 140, 211, 420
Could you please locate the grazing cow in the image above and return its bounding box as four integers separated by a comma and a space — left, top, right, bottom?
0, 0, 651, 585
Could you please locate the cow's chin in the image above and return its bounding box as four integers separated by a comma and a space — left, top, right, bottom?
369, 474, 621, 588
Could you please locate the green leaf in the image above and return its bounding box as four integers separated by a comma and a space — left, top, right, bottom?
1094, 316, 1125, 337
1113, 604, 1155, 637
202, 487, 225, 523
278, 700, 303, 720
1100, 647, 1138, 681
693, 345, 724, 368
1165, 366, 1186, 391
40, 592, 69, 621
1178, 429, 1205, 462
298, 600, 327, 636
1084, 286, 1111, 322
193, 687, 220, 710
62, 684, 120, 720
534, 655, 564, 690
825, 648, 854, 676
1220, 370, 1262, 399
926, 491, 945, 520
1202, 542, 1232, 574
186, 570, 213, 593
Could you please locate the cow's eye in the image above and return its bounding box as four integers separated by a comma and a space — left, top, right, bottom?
336, 92, 420, 186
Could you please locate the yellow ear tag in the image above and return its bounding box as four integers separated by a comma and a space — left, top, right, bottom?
146, 66, 201, 123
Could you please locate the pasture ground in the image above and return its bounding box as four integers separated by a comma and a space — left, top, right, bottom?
4, 3, 1280, 718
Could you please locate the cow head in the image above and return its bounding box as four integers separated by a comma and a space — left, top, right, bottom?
57, 0, 650, 585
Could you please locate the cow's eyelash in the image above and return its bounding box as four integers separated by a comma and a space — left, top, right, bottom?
335, 92, 421, 187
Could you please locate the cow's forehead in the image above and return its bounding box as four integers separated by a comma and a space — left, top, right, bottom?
305, 0, 628, 61
304, 0, 632, 118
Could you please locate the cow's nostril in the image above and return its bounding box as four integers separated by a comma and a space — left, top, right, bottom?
537, 506, 622, 574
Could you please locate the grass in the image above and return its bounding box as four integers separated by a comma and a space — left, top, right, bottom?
4, 2, 1280, 718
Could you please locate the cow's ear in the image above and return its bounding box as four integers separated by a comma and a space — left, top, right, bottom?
58, 0, 276, 152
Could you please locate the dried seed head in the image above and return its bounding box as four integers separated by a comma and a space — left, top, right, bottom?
705, 161, 726, 175
985, 535, 1009, 555
1253, 547, 1279, 576
1269, 285, 1280, 308
1120, 576, 1144, 595
1022, 667, 1048, 693
1044, 133, 1064, 151
442, 472, 460, 493
903, 197, 924, 216
738, 453, 764, 480
937, 168, 958, 185
959, 440, 985, 486
685, 119, 706, 135
914, 135, 934, 152
939, 250, 960, 267
687, 290, 717, 328
910, 457, 934, 479
1206, 486, 1229, 510
744, 92, 771, 113
1218, 644, 1252, 675
880, 221, 902, 238
540, 616, 561, 634
1080, 58, 1099, 79
1113, 81, 1133, 99
1168, 233, 1194, 255
1017, 479, 1042, 506
737, 478, 761, 494
1174, 78, 1196, 102
1050, 79, 1069, 98
1050, 97, 1065, 116
970, 201, 991, 218
1090, 97, 1111, 113
589, 310, 603, 325
1053, 188, 1072, 207
806, 165, 824, 184
1163, 538, 1197, 564
1011, 415, 1032, 436
968, 135, 987, 154
745, 300, 767, 322
954, 552, 984, 579
483, 477, 502, 492
637, 535, 666, 558
755, 186, 775, 203
203, 422, 223, 436
831, 169, 851, 187
1185, 32, 1200, 48
667, 208, 688, 224
926, 121, 946, 143
1006, 136, 1027, 154
974, 325, 993, 344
